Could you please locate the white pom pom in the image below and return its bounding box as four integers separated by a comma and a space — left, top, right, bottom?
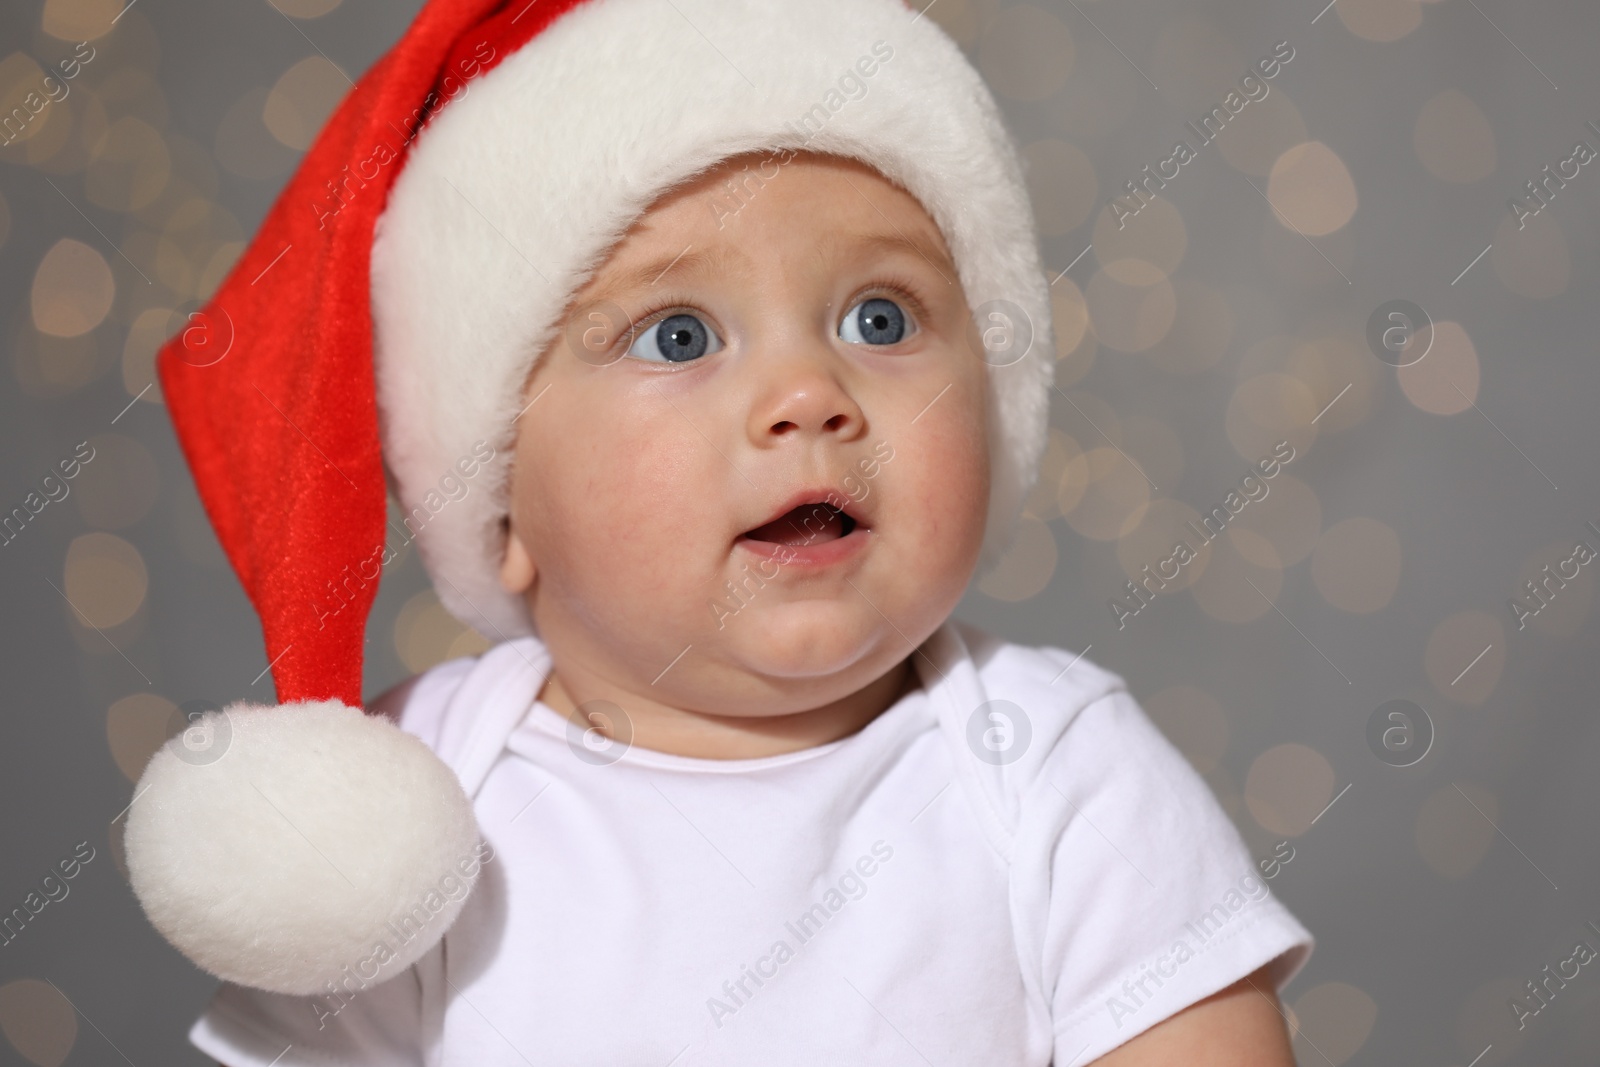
124, 700, 485, 995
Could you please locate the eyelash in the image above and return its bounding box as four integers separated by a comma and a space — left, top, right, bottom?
618, 275, 933, 356
851, 274, 934, 335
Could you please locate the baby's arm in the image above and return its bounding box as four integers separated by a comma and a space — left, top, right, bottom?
1083, 962, 1296, 1066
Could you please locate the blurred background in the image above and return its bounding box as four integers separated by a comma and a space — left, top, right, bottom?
2, 0, 1598, 1062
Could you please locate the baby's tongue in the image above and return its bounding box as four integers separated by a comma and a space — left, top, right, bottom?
744, 505, 845, 545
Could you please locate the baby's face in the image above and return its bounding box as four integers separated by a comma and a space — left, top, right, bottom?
500, 151, 989, 718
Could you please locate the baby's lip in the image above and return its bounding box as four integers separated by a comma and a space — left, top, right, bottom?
737, 488, 870, 542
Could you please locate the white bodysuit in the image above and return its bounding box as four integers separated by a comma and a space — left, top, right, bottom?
189, 617, 1313, 1066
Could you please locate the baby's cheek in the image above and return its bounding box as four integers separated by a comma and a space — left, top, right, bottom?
903, 389, 988, 525
562, 423, 700, 564
923, 444, 989, 546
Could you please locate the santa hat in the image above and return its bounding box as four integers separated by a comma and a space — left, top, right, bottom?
127, 0, 1055, 994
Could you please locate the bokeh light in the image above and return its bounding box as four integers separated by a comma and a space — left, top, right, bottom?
120, 306, 172, 403
0, 979, 77, 1067
1337, 0, 1424, 42
978, 514, 1058, 601
1085, 260, 1176, 352
42, 0, 123, 41
1060, 446, 1150, 541
1413, 89, 1497, 183
1454, 978, 1529, 1064
1117, 498, 1211, 593
1310, 517, 1401, 614
0, 54, 54, 151
395, 589, 492, 673
1023, 428, 1080, 523
1235, 334, 1377, 436
1415, 781, 1498, 879
214, 86, 299, 179
1245, 742, 1336, 837
1291, 982, 1378, 1066
1053, 429, 1091, 517
31, 238, 115, 338
1230, 473, 1322, 568
1492, 208, 1570, 299
1267, 141, 1358, 236
106, 691, 180, 782
1190, 527, 1283, 623
1217, 87, 1309, 177
263, 56, 349, 151
923, 0, 981, 47
63, 531, 148, 628
154, 197, 244, 299
85, 116, 171, 211
1397, 320, 1479, 415
1225, 372, 1319, 462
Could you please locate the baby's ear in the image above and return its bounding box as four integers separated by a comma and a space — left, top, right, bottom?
498, 516, 537, 594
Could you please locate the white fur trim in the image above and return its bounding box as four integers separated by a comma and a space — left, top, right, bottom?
124, 700, 483, 995
372, 0, 1054, 637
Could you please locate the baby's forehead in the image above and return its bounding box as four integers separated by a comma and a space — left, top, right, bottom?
587, 227, 955, 296
582, 152, 955, 292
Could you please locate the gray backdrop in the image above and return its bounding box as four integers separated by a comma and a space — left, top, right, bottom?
2, 0, 1598, 1063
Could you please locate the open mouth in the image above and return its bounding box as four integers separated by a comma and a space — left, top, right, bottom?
741, 501, 860, 546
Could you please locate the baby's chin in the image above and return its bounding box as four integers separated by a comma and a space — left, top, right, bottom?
715, 599, 907, 683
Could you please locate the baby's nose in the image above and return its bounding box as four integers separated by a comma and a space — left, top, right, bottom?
746, 350, 865, 443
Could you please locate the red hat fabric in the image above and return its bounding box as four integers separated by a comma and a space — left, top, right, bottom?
154, 0, 591, 710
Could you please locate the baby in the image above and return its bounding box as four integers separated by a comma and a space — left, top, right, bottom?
129, 0, 1314, 1063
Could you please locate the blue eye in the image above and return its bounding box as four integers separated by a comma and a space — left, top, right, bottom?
627, 312, 722, 364
840, 297, 910, 345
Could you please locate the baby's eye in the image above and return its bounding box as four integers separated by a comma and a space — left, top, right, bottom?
839, 297, 911, 346
626, 312, 723, 364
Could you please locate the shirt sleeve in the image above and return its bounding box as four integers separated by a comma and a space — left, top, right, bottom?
188, 965, 427, 1067
1014, 687, 1314, 1065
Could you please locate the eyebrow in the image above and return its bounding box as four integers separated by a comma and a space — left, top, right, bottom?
592, 243, 745, 296
844, 230, 958, 286
590, 229, 958, 299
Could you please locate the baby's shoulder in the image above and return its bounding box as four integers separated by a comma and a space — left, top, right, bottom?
952, 619, 1131, 764
941, 621, 1146, 840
